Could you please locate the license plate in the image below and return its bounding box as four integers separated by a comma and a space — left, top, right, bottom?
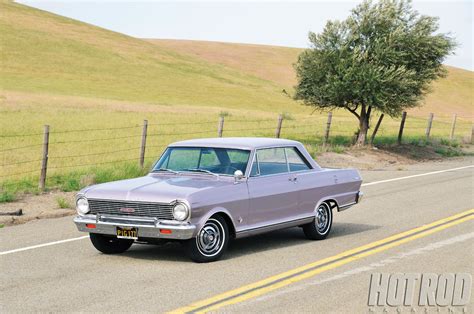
116, 226, 138, 239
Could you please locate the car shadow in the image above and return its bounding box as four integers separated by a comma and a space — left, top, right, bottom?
119, 222, 380, 262
225, 222, 380, 259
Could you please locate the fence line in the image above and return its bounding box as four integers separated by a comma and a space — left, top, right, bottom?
1, 112, 473, 184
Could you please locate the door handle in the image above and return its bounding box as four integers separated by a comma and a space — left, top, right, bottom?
288, 177, 297, 182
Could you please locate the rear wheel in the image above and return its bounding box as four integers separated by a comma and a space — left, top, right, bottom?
186, 216, 229, 263
89, 233, 134, 254
303, 202, 333, 240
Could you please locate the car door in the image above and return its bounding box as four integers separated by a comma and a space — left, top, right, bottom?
284, 146, 318, 217
246, 147, 299, 227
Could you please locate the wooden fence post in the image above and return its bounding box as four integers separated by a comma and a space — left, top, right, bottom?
471, 125, 474, 145
139, 120, 148, 168
275, 114, 283, 138
370, 114, 384, 145
323, 112, 332, 146
39, 125, 49, 191
450, 114, 457, 140
397, 111, 407, 145
218, 116, 224, 137
425, 113, 434, 139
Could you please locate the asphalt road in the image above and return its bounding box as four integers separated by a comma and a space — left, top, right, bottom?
1, 157, 473, 313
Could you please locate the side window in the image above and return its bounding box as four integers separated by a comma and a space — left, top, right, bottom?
285, 147, 311, 172
250, 155, 259, 177
257, 148, 288, 176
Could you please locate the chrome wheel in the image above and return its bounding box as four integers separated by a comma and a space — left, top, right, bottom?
315, 203, 331, 234
196, 218, 225, 257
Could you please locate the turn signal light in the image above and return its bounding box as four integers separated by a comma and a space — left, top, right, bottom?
160, 229, 172, 234
86, 224, 96, 229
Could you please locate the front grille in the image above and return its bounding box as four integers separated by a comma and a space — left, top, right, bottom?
89, 199, 174, 220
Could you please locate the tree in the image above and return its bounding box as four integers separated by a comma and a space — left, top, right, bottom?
294, 0, 456, 145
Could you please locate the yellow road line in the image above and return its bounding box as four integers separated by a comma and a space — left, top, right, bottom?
170, 208, 474, 314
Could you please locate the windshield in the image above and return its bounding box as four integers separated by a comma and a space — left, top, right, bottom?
152, 147, 251, 176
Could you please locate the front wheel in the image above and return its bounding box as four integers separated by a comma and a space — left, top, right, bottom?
185, 216, 229, 263
89, 233, 134, 254
303, 202, 333, 240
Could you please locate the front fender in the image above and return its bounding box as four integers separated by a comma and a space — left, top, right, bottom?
192, 206, 237, 237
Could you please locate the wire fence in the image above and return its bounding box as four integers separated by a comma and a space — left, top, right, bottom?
1, 112, 473, 186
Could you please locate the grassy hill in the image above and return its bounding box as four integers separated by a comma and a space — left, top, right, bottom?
1, 1, 471, 119
0, 1, 294, 113
0, 1, 472, 198
149, 39, 473, 119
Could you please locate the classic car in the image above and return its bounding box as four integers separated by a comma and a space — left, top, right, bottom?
74, 137, 363, 262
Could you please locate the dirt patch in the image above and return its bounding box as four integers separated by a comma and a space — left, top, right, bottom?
316, 143, 472, 170
317, 145, 438, 170
0, 191, 75, 227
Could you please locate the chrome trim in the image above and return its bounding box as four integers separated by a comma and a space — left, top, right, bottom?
88, 198, 174, 220
235, 216, 314, 238
338, 202, 356, 211
74, 215, 196, 240
356, 191, 364, 203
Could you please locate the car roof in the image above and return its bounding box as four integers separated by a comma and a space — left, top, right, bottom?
168, 137, 302, 150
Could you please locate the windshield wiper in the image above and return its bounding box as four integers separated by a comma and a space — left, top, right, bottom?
183, 168, 219, 177
152, 168, 180, 174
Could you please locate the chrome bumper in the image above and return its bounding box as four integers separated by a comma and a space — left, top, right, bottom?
356, 191, 364, 203
73, 214, 196, 240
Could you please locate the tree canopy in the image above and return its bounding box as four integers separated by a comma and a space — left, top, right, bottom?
294, 0, 456, 145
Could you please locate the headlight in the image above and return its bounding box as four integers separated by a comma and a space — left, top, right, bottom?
172, 202, 189, 221
76, 197, 90, 215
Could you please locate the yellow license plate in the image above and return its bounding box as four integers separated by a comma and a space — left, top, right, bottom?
116, 226, 138, 239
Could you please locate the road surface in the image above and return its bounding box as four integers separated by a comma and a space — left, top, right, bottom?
1, 157, 473, 313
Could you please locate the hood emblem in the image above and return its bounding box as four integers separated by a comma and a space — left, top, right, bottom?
119, 207, 135, 213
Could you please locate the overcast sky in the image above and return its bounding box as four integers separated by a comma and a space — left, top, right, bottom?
18, 0, 473, 70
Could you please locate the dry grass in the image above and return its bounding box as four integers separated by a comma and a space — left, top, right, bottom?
148, 39, 301, 87
149, 39, 473, 120
0, 2, 472, 199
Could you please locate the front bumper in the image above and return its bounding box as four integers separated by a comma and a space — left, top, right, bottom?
74, 214, 196, 240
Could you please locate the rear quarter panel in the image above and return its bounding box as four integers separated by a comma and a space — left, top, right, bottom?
297, 168, 362, 214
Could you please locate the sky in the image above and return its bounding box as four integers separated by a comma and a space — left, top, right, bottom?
18, 0, 473, 70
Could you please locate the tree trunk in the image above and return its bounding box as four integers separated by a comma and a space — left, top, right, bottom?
348, 104, 371, 146
355, 105, 371, 146
356, 117, 369, 146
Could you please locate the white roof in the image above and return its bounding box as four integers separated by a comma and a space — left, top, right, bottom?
169, 137, 301, 150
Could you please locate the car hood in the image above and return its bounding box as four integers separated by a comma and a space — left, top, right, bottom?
81, 174, 234, 204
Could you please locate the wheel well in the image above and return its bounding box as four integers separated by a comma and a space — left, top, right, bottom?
211, 212, 236, 238
323, 199, 339, 211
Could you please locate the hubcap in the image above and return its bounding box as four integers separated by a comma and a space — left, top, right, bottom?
315, 204, 330, 233
197, 219, 224, 257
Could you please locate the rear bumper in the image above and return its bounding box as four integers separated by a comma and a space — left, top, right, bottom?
356, 191, 364, 203
338, 191, 363, 212
74, 214, 196, 240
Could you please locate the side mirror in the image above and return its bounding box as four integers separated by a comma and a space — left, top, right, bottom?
234, 170, 244, 183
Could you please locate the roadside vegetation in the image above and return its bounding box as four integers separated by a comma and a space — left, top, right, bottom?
0, 1, 472, 203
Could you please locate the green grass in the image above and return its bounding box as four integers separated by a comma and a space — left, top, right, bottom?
56, 196, 71, 209
0, 190, 16, 203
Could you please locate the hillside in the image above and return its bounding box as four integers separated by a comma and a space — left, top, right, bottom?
149, 39, 473, 119
148, 39, 301, 87
0, 1, 293, 113
1, 2, 471, 121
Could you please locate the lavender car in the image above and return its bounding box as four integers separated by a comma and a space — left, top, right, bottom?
74, 138, 363, 262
